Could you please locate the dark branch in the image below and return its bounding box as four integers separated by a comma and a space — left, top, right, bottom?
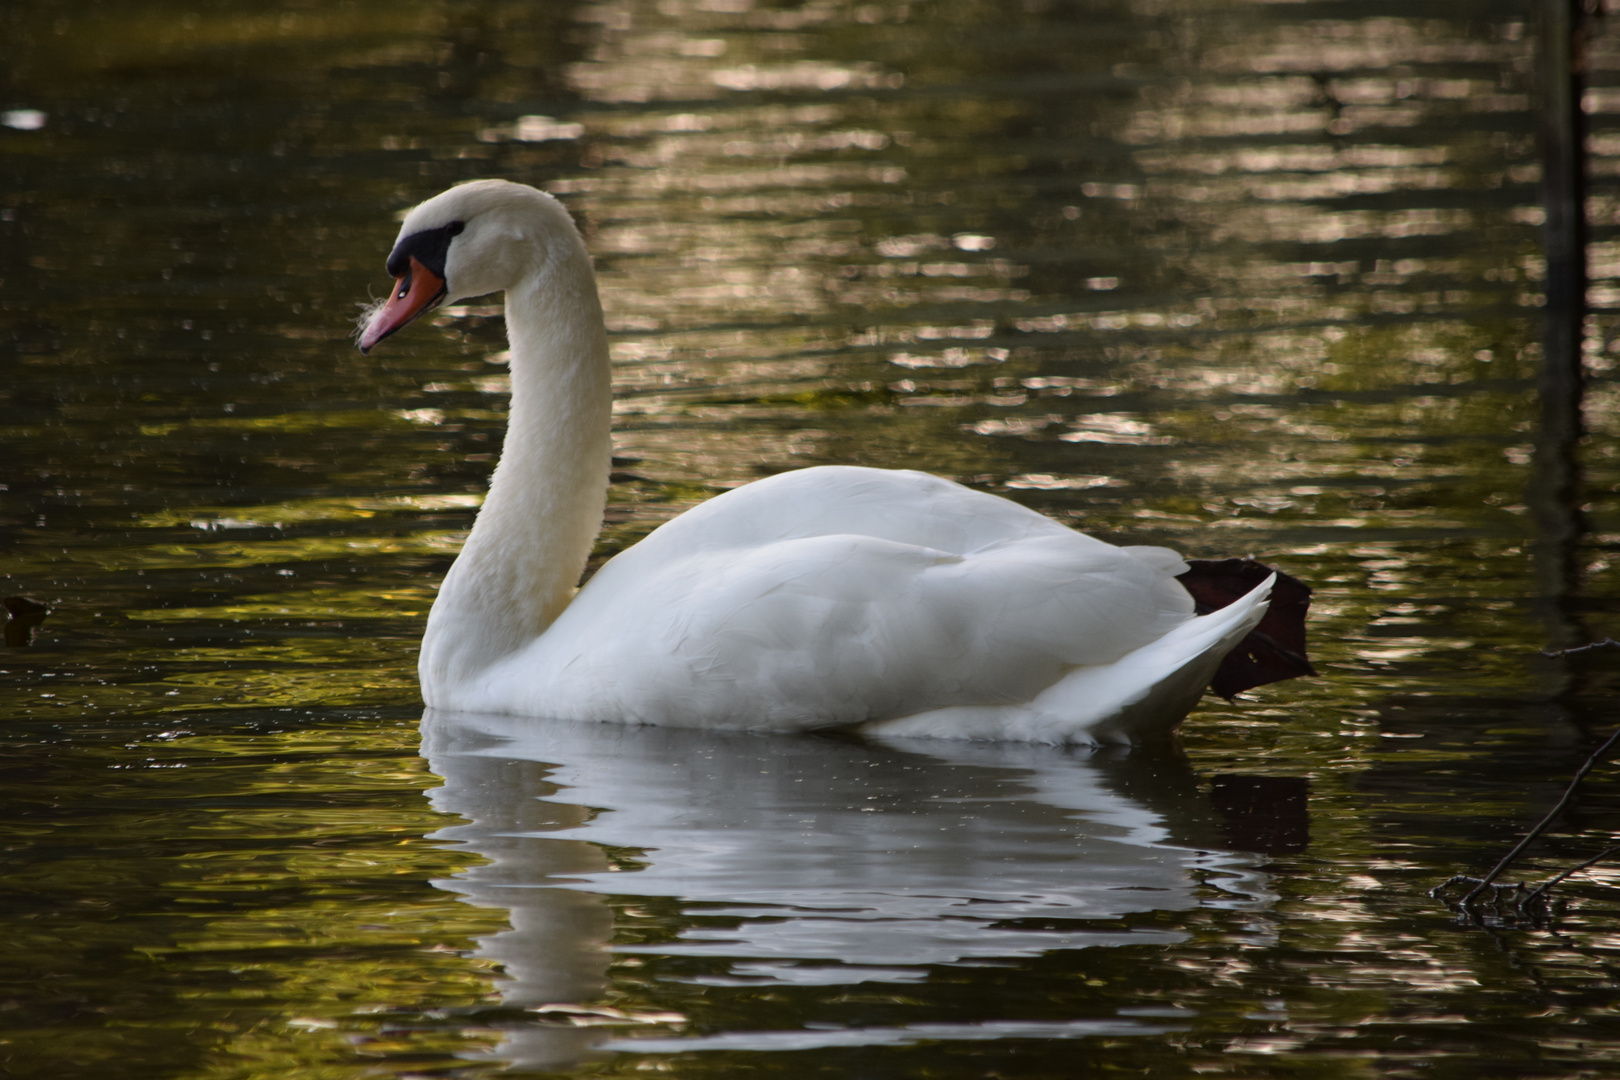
1541, 637, 1620, 658
1524, 845, 1620, 907
1458, 727, 1620, 907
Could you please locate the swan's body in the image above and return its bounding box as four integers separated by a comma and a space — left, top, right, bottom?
359, 180, 1305, 744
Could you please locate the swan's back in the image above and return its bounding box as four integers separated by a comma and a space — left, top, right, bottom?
626, 466, 1078, 555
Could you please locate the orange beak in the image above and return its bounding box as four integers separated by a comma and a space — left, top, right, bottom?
358, 256, 447, 353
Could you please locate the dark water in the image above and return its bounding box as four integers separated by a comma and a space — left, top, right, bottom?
10, 0, 1620, 1075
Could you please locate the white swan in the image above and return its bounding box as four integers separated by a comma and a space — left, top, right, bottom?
358, 179, 1311, 744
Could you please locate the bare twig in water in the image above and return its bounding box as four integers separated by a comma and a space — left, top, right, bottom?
1431, 726, 1620, 920
1430, 874, 1535, 917
1462, 727, 1620, 905
1542, 637, 1620, 658
1524, 845, 1620, 908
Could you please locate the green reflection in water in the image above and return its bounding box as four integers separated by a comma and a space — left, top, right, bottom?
1, 713, 510, 1078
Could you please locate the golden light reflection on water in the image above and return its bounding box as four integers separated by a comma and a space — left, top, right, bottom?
9, 532, 469, 578
11, 0, 1620, 1076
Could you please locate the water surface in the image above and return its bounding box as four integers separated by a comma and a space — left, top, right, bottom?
9, 0, 1620, 1075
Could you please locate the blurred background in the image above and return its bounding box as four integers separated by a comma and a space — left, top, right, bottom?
9, 0, 1620, 1076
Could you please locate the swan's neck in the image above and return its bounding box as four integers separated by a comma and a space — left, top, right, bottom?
420, 251, 612, 692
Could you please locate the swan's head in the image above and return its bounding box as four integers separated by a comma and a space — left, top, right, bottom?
357, 179, 573, 353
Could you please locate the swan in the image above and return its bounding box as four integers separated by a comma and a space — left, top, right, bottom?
357, 179, 1312, 744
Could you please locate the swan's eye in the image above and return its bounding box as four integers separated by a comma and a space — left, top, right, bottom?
385, 220, 464, 280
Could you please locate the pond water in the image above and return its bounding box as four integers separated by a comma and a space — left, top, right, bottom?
10, 0, 1620, 1075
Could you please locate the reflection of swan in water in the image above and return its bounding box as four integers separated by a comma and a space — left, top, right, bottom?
421, 710, 1273, 1066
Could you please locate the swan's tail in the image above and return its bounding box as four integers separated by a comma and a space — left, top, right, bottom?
1060, 574, 1273, 745
865, 575, 1276, 746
